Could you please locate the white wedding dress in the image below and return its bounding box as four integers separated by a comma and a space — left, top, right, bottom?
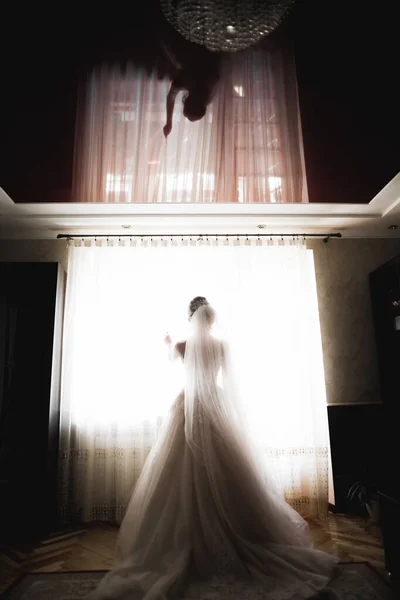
89, 306, 338, 600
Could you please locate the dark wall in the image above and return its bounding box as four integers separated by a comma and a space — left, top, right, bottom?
0, 263, 61, 543
329, 251, 400, 513
369, 254, 400, 501
328, 249, 400, 512
369, 255, 400, 413
1, 2, 398, 204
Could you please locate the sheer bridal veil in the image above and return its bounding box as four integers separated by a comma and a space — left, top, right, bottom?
184, 304, 246, 463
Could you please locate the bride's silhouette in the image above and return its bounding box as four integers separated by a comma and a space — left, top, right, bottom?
90, 297, 337, 599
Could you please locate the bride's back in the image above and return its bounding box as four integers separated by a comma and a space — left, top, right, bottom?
177, 336, 225, 380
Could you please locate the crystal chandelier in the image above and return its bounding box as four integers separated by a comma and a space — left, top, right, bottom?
160, 0, 295, 52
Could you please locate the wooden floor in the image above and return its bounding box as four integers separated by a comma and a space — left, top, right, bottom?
0, 513, 387, 597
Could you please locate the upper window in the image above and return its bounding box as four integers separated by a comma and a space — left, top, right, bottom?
72, 47, 306, 204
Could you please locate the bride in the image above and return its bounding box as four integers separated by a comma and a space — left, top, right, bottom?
89, 297, 338, 599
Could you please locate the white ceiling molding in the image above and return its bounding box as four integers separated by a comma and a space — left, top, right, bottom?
0, 173, 399, 239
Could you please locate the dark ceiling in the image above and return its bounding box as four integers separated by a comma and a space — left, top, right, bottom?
1, 1, 399, 204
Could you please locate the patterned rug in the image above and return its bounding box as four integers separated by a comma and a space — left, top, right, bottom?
1, 563, 391, 600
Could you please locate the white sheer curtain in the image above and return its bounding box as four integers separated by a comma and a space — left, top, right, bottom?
59, 238, 330, 524
72, 45, 306, 204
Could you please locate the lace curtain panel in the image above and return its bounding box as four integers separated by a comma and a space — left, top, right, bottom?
59, 238, 330, 524
72, 45, 307, 203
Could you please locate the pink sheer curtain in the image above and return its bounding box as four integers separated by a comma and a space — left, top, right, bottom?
72, 46, 307, 203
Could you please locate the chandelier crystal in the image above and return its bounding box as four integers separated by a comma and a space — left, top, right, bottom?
160, 0, 295, 52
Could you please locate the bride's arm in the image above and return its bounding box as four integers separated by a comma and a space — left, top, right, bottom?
164, 333, 180, 361
163, 75, 186, 138
221, 341, 232, 377
163, 66, 191, 138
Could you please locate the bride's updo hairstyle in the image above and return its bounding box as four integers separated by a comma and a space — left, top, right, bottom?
188, 296, 215, 328
188, 296, 208, 317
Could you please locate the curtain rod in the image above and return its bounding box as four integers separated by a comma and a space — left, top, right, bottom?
57, 233, 342, 243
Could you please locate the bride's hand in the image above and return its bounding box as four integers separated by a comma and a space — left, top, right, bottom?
164, 333, 172, 345
163, 123, 172, 138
